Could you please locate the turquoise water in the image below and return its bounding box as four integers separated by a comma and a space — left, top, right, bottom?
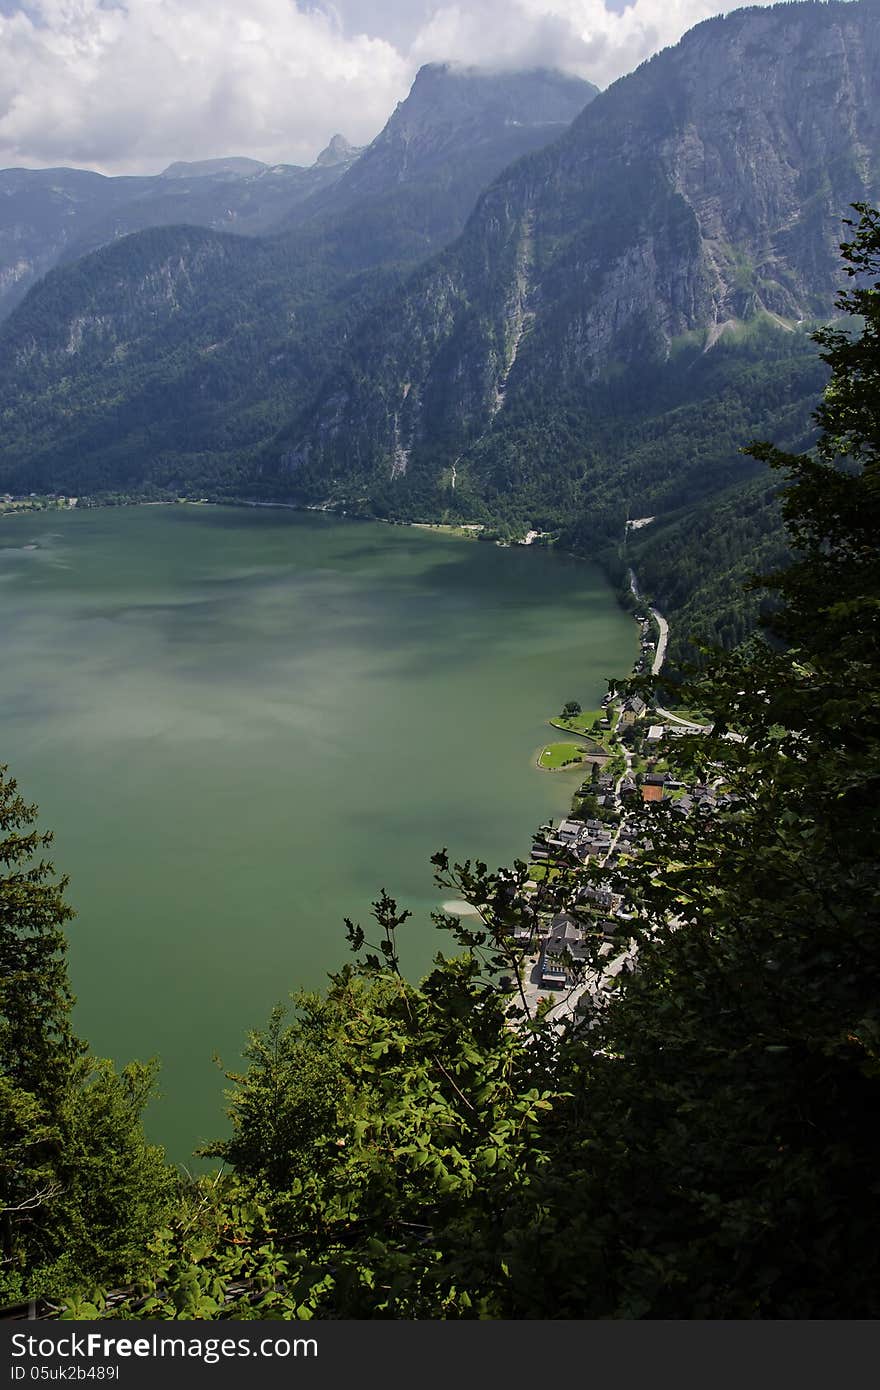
0, 504, 635, 1160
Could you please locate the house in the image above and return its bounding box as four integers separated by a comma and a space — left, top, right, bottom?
646, 724, 665, 742
582, 831, 612, 854
580, 882, 620, 913
556, 818, 585, 841
546, 818, 588, 852
620, 695, 647, 727
541, 913, 591, 986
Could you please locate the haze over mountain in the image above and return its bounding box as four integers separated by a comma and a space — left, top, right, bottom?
282, 2, 878, 497
0, 63, 596, 496
0, 139, 365, 322
267, 0, 877, 651
0, 0, 794, 176
0, 62, 595, 324
1, 4, 878, 657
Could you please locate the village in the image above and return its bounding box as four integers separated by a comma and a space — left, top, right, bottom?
512, 602, 734, 1028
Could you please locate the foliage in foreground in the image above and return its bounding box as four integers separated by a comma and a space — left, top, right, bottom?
0, 768, 173, 1307
2, 206, 879, 1318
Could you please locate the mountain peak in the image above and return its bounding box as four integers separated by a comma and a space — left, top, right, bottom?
397, 61, 597, 128
330, 62, 597, 203
313, 134, 360, 168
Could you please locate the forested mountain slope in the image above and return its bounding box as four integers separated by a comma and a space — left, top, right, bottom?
0, 66, 594, 498
0, 146, 363, 323
3, 5, 878, 660
274, 1, 878, 646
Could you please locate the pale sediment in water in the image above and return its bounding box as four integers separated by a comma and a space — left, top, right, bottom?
440, 899, 484, 918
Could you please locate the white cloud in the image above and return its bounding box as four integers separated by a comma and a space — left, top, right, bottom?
0, 0, 411, 172
0, 0, 780, 174
408, 0, 776, 89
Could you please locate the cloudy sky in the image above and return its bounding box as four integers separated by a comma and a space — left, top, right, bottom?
0, 0, 778, 174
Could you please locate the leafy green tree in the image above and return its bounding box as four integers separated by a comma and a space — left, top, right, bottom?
199, 999, 348, 1189
49, 204, 880, 1319
532, 201, 880, 1316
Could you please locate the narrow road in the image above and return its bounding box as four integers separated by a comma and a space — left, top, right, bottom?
650, 609, 669, 675
628, 566, 668, 676
653, 703, 710, 733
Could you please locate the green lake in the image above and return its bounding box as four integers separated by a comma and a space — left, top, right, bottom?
0, 504, 635, 1161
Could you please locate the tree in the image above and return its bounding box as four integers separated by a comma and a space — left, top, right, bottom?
46, 205, 880, 1319
560, 700, 582, 720
0, 766, 172, 1305
190, 204, 880, 1318
532, 202, 880, 1316
0, 765, 80, 1288
199, 999, 348, 1189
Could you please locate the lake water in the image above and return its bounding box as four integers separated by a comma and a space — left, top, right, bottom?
0, 504, 635, 1161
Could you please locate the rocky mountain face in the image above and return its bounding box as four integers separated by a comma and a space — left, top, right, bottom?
278, 1, 879, 518
313, 136, 361, 169
279, 64, 596, 265
0, 63, 593, 327
0, 64, 593, 496
309, 63, 595, 209
0, 145, 362, 322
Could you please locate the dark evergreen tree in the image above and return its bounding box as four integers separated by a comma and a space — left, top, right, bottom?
0, 766, 172, 1304
0, 765, 80, 1289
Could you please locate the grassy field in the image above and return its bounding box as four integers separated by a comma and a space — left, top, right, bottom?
538, 742, 587, 770
551, 708, 607, 735
527, 863, 563, 882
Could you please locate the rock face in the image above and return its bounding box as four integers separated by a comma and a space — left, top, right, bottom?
0, 63, 596, 496
283, 1, 880, 496
0, 168, 151, 322
276, 64, 597, 253
324, 63, 596, 203
314, 135, 362, 169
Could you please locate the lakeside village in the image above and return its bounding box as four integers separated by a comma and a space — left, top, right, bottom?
1, 491, 79, 515
511, 603, 734, 1028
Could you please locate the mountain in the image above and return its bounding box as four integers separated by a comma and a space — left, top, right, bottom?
3, 4, 877, 662
280, 63, 597, 267
314, 136, 361, 169
280, 2, 877, 500
159, 158, 270, 180
0, 145, 362, 322
0, 64, 594, 326
262, 1, 877, 652
303, 64, 595, 213
0, 64, 595, 497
